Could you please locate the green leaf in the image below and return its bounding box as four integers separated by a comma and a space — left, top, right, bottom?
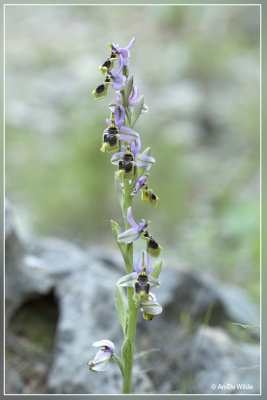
150, 260, 162, 279
110, 219, 122, 239
131, 95, 144, 127
115, 284, 128, 335
122, 76, 133, 107
110, 219, 130, 267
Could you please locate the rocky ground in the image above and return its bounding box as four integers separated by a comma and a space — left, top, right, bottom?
5, 201, 260, 394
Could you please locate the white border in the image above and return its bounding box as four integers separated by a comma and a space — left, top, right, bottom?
2, 3, 263, 5
3, 2, 262, 397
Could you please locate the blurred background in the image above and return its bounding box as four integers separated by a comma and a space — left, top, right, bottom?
5, 4, 260, 394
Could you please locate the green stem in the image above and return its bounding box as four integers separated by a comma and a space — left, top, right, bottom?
121, 178, 138, 394
122, 292, 138, 393
112, 353, 124, 377
118, 85, 139, 392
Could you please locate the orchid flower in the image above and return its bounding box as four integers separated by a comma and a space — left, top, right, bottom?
117, 206, 149, 243
111, 137, 155, 171
109, 37, 135, 67
141, 292, 162, 320
133, 174, 150, 194
88, 340, 115, 372
132, 174, 159, 206
93, 54, 126, 100
106, 55, 126, 91
117, 249, 160, 302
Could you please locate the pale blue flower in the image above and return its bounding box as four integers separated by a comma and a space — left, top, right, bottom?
111, 137, 155, 170
117, 206, 149, 243
133, 174, 150, 194
109, 37, 135, 67
107, 55, 126, 90
88, 340, 115, 372
117, 249, 159, 289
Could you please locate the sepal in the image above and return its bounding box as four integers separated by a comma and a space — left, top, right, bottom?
150, 259, 162, 279
132, 95, 144, 127
122, 76, 134, 107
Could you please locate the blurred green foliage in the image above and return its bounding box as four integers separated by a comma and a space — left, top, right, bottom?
5, 5, 260, 301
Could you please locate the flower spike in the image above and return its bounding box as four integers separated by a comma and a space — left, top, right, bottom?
91, 38, 163, 388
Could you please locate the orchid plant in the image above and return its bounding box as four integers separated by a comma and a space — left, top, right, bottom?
89, 38, 163, 394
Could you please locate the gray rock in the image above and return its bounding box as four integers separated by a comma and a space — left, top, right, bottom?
216, 284, 259, 327
188, 326, 260, 394
5, 201, 54, 320
136, 323, 260, 394
47, 257, 122, 394
159, 267, 259, 328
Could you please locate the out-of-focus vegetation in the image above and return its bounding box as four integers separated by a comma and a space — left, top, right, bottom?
5, 5, 260, 301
